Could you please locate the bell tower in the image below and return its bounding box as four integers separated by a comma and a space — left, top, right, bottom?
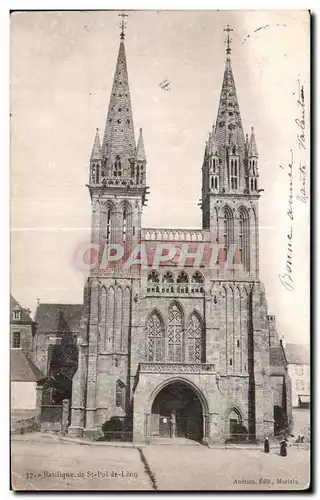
201, 26, 260, 279
88, 22, 147, 270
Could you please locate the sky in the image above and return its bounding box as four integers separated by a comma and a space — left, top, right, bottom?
10, 10, 309, 345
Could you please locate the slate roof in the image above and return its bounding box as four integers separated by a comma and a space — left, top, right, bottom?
10, 295, 34, 324
285, 343, 310, 365
34, 303, 83, 334
11, 350, 44, 382
270, 344, 287, 368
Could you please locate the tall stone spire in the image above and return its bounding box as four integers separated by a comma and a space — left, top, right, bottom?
248, 126, 259, 157
136, 128, 146, 161
101, 37, 136, 171
90, 128, 102, 160
214, 56, 246, 160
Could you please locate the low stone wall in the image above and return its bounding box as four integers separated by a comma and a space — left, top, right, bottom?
11, 415, 38, 435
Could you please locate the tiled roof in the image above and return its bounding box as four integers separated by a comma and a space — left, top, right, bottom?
10, 295, 34, 324
11, 350, 44, 382
285, 343, 310, 365
34, 303, 83, 334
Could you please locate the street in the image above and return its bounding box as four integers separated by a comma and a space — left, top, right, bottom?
11, 433, 310, 491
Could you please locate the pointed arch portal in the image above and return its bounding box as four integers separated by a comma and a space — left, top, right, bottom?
148, 381, 204, 442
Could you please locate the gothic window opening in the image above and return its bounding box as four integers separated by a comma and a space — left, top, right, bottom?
213, 159, 216, 172
136, 165, 140, 185
162, 272, 174, 293
214, 176, 218, 190
114, 155, 122, 177
211, 176, 213, 189
239, 208, 250, 272
167, 303, 183, 362
230, 159, 238, 189
177, 271, 189, 293
222, 207, 233, 263
187, 313, 204, 363
254, 178, 257, 191
147, 270, 160, 293
106, 209, 111, 242
191, 271, 204, 293
115, 380, 126, 409
122, 209, 127, 241
146, 311, 164, 362
12, 310, 21, 320
91, 165, 96, 183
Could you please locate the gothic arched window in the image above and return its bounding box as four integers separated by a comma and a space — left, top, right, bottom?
239, 208, 250, 272
177, 271, 189, 293
147, 271, 160, 293
167, 303, 183, 362
191, 271, 204, 293
146, 311, 164, 362
115, 380, 125, 408
114, 155, 122, 177
106, 208, 111, 242
122, 209, 127, 241
162, 272, 174, 293
222, 207, 233, 264
254, 178, 257, 191
230, 159, 238, 189
187, 312, 204, 363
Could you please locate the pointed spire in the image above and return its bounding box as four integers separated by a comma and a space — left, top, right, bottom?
248, 126, 259, 157
91, 128, 102, 160
214, 53, 246, 159
136, 128, 146, 161
101, 38, 136, 164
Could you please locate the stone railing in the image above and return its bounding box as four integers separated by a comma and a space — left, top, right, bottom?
139, 363, 215, 374
141, 228, 209, 242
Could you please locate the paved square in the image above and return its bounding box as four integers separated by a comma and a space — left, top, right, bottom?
11, 434, 310, 491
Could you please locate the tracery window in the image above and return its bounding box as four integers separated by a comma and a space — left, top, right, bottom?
167, 303, 183, 362
146, 311, 164, 362
191, 272, 204, 293
177, 271, 189, 293
162, 272, 174, 293
147, 271, 160, 293
187, 313, 203, 363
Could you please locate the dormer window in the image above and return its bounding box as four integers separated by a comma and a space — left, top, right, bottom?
13, 310, 21, 321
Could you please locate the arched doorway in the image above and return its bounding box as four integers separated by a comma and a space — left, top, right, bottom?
149, 381, 204, 442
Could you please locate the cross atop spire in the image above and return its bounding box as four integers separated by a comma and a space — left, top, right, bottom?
119, 12, 128, 40
223, 24, 234, 56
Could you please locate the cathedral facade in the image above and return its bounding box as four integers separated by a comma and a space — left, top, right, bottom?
67, 26, 289, 445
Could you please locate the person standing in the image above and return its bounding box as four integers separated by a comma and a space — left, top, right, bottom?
264, 437, 270, 453
280, 439, 287, 457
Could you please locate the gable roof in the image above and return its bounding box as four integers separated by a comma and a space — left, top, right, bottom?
11, 350, 44, 382
10, 295, 34, 324
269, 344, 287, 368
285, 343, 310, 365
34, 303, 83, 335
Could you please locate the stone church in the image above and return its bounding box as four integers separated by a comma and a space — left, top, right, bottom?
58, 24, 292, 444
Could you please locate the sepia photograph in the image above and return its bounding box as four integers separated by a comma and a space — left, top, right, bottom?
10, 9, 310, 491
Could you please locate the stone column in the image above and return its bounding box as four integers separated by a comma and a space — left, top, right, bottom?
35, 386, 43, 428
84, 279, 99, 439
68, 341, 87, 437
61, 399, 70, 435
